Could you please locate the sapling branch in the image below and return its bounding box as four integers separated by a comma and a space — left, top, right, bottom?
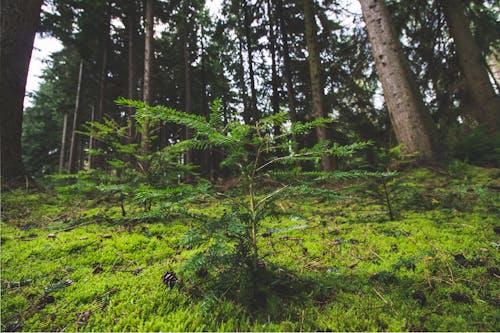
255, 151, 317, 172
255, 185, 290, 211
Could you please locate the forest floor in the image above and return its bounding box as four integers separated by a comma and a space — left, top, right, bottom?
1, 166, 499, 331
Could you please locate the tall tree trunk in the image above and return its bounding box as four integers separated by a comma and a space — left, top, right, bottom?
277, 0, 299, 153
267, 0, 280, 119
443, 0, 500, 130
78, 136, 85, 171
486, 49, 500, 90
68, 60, 84, 173
87, 104, 95, 168
89, 10, 110, 170
238, 37, 250, 124
141, 0, 154, 153
359, 0, 439, 162
243, 1, 259, 123
200, 25, 212, 180
0, 0, 42, 187
58, 112, 69, 173
183, 4, 193, 168
303, 0, 334, 171
127, 0, 137, 142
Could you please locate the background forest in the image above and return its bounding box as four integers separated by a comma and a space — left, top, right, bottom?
6, 0, 500, 176
1, 0, 499, 331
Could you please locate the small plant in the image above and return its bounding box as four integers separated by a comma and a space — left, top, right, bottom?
448, 160, 470, 179
80, 115, 195, 187
361, 146, 406, 220
119, 98, 373, 306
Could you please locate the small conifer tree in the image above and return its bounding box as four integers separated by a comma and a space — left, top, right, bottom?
117, 99, 367, 262
118, 98, 373, 304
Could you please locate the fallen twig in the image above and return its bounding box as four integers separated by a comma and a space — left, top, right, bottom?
45, 213, 69, 223
372, 287, 391, 306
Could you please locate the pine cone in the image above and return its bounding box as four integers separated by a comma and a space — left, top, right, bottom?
162, 271, 177, 288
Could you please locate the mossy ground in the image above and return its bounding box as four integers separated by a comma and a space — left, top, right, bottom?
1, 167, 499, 331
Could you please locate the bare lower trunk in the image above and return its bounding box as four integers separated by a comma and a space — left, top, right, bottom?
68, 60, 84, 173
359, 0, 438, 162
277, 0, 299, 154
238, 37, 250, 124
267, 0, 280, 118
443, 0, 500, 130
243, 2, 259, 123
486, 50, 500, 90
59, 112, 69, 173
88, 6, 111, 170
0, 0, 42, 187
142, 0, 154, 153
303, 0, 334, 171
127, 0, 137, 141
183, 7, 193, 167
87, 104, 95, 167
200, 26, 212, 180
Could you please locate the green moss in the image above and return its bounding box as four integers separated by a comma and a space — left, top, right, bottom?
1, 167, 499, 331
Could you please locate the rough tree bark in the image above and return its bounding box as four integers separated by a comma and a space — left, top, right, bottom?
359, 0, 439, 162
0, 0, 42, 187
303, 0, 335, 171
443, 0, 500, 131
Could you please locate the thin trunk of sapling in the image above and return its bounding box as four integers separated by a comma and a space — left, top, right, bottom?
381, 178, 394, 221
248, 141, 263, 272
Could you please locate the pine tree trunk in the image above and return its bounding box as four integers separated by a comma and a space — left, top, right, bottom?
359, 0, 439, 162
303, 0, 334, 171
267, 0, 280, 119
277, 0, 299, 153
238, 36, 250, 124
243, 1, 259, 123
68, 60, 84, 173
486, 50, 500, 89
0, 0, 42, 187
142, 0, 154, 153
443, 0, 500, 131
88, 6, 110, 170
58, 112, 69, 173
183, 6, 193, 168
200, 26, 212, 180
87, 104, 95, 168
127, 0, 137, 142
